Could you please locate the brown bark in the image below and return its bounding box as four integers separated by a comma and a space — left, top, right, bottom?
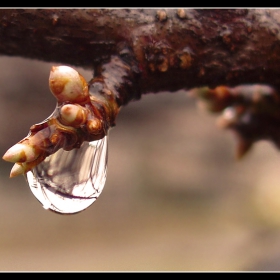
3, 8, 280, 158
1, 8, 280, 96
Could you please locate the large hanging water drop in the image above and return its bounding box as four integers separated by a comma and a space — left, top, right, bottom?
26, 136, 108, 214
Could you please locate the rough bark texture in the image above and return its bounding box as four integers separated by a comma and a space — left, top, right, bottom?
3, 8, 280, 158
1, 8, 280, 96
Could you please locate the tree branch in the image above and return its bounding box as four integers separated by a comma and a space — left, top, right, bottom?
3, 8, 280, 161
1, 8, 280, 94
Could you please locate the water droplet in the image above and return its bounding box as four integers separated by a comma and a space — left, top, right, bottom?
25, 136, 108, 214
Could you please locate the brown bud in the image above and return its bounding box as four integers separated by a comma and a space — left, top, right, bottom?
87, 118, 103, 134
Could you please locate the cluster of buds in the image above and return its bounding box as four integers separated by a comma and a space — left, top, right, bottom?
189, 84, 280, 159
3, 66, 108, 177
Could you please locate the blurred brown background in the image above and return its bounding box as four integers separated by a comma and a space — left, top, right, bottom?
1, 56, 280, 271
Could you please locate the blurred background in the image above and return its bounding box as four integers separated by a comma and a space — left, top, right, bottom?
1, 56, 280, 271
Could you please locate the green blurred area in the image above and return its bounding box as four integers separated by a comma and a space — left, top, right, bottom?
1, 57, 280, 271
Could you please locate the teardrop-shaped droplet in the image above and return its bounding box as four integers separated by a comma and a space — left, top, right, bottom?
25, 136, 108, 214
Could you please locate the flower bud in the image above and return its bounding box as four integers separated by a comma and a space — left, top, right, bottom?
10, 163, 25, 178
86, 118, 103, 134
2, 143, 37, 163
59, 104, 87, 127
49, 66, 89, 103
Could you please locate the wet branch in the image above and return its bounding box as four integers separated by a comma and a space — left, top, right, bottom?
2, 8, 280, 157
1, 9, 280, 94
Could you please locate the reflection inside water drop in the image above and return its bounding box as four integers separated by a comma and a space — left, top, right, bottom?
25, 136, 108, 214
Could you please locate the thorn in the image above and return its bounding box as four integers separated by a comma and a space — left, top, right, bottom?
235, 137, 253, 160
